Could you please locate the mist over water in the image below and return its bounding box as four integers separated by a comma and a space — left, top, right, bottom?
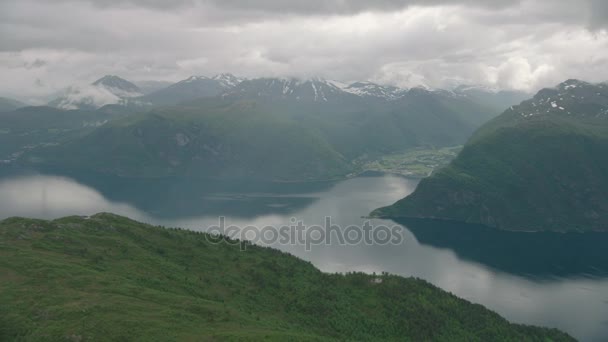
1, 174, 608, 341
0, 175, 145, 221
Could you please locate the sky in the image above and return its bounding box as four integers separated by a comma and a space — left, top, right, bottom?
2, 0, 608, 102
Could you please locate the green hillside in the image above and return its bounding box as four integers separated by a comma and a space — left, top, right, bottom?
0, 213, 572, 341
372, 80, 608, 232
21, 100, 351, 181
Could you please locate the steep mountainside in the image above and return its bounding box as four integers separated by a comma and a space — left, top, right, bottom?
0, 213, 573, 341
0, 106, 125, 161
21, 100, 352, 181
373, 80, 608, 232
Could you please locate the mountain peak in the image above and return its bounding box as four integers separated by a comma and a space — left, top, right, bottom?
556, 79, 592, 91
343, 81, 405, 100
182, 76, 210, 83
92, 75, 141, 96
512, 80, 608, 119
92, 75, 122, 84
212, 73, 244, 88
48, 75, 142, 110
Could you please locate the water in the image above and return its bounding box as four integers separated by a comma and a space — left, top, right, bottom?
1, 172, 607, 341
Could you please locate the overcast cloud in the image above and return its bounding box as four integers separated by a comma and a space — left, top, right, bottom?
2, 0, 608, 102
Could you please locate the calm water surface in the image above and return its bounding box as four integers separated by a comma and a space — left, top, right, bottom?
1, 172, 607, 341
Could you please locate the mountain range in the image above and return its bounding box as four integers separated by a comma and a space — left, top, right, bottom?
11, 75, 524, 181
138, 74, 245, 106
47, 74, 529, 112
0, 74, 530, 182
372, 79, 608, 232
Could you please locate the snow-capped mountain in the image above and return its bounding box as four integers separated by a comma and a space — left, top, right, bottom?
224, 77, 437, 103
212, 73, 245, 88
511, 79, 608, 119
225, 78, 358, 102
47, 73, 531, 111
49, 76, 142, 110
331, 81, 407, 100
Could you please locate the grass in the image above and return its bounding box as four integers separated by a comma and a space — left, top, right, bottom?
358, 146, 462, 178
0, 213, 573, 341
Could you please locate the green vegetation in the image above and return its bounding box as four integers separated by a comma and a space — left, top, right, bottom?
373, 80, 608, 232
0, 214, 572, 341
358, 146, 462, 178
22, 101, 352, 181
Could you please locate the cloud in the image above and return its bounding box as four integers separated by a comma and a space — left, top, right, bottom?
48, 0, 518, 14
1, 0, 608, 101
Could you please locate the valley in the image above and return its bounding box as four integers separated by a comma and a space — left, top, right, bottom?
358, 145, 462, 178
5, 1, 608, 340
2, 75, 522, 183
2, 74, 607, 341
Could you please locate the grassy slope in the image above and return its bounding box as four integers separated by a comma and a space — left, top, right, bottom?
0, 214, 572, 341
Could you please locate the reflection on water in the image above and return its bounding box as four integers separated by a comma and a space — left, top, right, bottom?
0, 175, 145, 221
398, 218, 608, 279
1, 173, 608, 341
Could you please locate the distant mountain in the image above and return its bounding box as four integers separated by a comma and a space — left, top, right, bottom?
224, 78, 358, 103
20, 77, 502, 181
223, 78, 504, 156
0, 97, 27, 112
21, 100, 352, 181
140, 73, 245, 106
133, 80, 173, 95
373, 79, 608, 232
92, 75, 142, 97
340, 81, 407, 100
225, 78, 452, 103
49, 75, 143, 110
46, 74, 527, 114
211, 73, 244, 88
452, 84, 530, 114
